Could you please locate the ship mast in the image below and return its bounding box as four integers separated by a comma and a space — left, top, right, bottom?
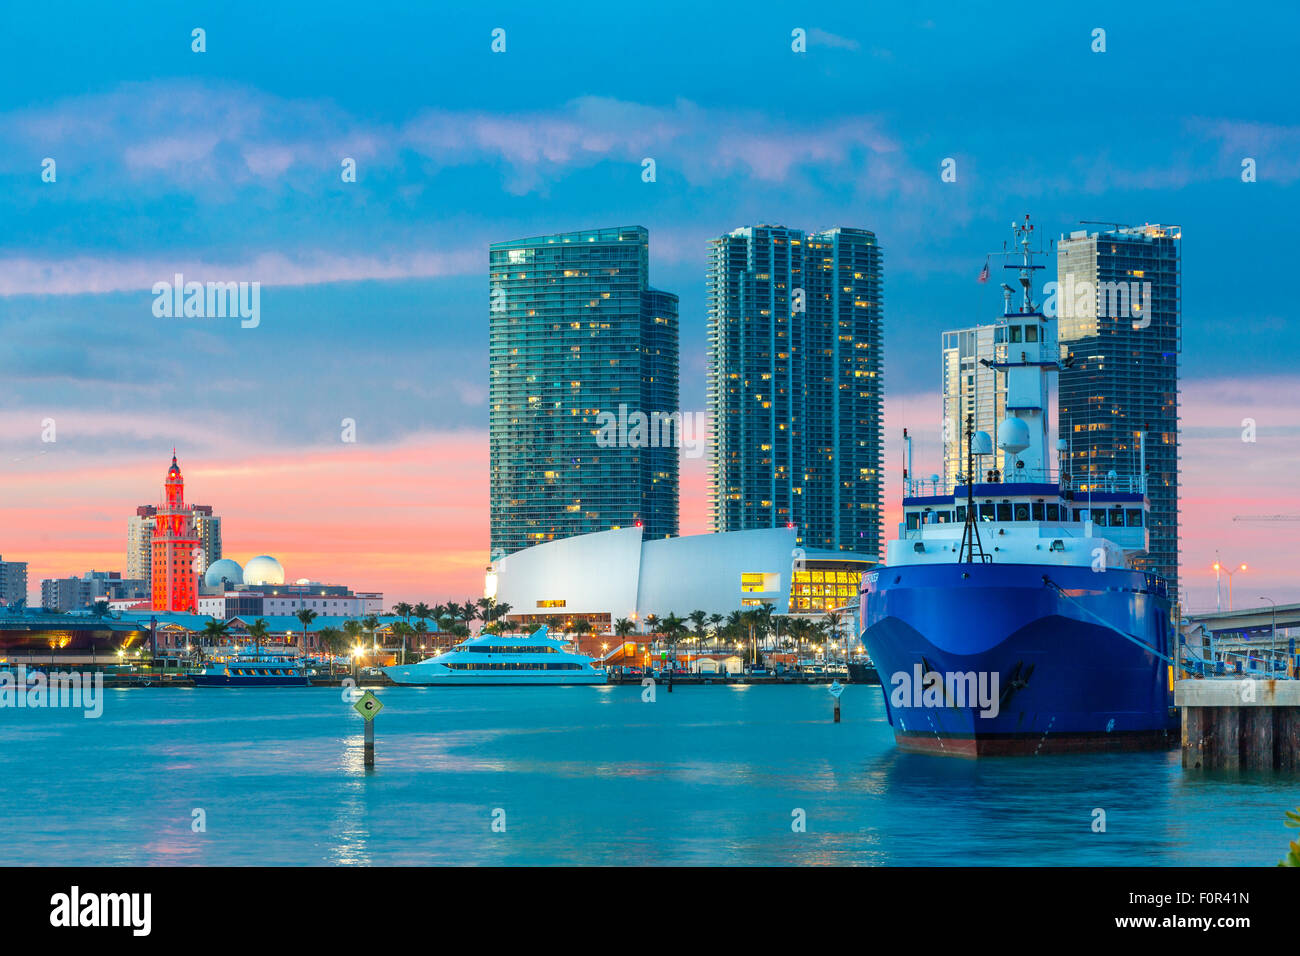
958, 414, 990, 564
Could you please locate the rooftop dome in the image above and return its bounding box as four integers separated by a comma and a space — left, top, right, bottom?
204, 558, 243, 588
243, 555, 285, 587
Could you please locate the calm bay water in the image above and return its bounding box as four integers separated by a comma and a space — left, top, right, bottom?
1, 684, 1293, 866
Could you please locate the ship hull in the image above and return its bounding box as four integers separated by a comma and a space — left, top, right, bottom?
860, 562, 1177, 756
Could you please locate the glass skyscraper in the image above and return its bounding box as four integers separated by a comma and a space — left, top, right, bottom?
1057, 223, 1181, 601
489, 226, 679, 558
941, 323, 1009, 491
706, 225, 883, 554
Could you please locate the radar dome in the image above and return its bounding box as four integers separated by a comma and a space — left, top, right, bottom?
204, 558, 243, 588
971, 430, 994, 456
243, 555, 285, 586
997, 417, 1031, 455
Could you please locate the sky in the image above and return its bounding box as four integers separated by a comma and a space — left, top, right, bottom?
1, 1, 1297, 612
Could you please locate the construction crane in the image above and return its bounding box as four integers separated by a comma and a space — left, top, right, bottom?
1232, 515, 1300, 522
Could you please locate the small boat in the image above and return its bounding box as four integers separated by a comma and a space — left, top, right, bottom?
384, 626, 606, 686
190, 651, 309, 687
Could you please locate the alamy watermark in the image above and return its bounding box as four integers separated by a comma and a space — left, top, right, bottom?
152, 273, 260, 328
890, 663, 1000, 719
595, 403, 707, 458
1042, 275, 1152, 328
1, 666, 104, 718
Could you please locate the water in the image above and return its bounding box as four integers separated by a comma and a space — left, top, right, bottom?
1, 684, 1294, 866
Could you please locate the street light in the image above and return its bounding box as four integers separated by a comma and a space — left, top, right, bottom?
1211, 559, 1248, 611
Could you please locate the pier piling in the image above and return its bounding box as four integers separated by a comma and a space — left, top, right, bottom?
1176, 679, 1300, 772
364, 720, 374, 769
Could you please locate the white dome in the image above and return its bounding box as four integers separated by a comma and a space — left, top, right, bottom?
997, 417, 1031, 455
204, 558, 243, 588
243, 555, 285, 586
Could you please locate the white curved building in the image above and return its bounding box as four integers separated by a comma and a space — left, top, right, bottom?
485, 526, 867, 628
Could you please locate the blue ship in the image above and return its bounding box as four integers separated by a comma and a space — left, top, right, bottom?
190, 650, 310, 686
859, 216, 1178, 756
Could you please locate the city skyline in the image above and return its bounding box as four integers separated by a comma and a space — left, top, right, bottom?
2, 5, 1298, 610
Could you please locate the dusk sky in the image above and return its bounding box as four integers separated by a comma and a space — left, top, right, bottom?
1, 2, 1297, 611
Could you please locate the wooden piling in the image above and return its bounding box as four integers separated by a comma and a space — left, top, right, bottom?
1175, 680, 1300, 772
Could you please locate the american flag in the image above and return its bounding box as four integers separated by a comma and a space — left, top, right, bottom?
978, 259, 989, 283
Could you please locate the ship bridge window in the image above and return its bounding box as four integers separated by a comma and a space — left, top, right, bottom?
1091, 508, 1107, 525
1025, 325, 1038, 342
1014, 503, 1030, 521
1031, 502, 1045, 521
955, 505, 967, 522
1126, 508, 1143, 527
979, 503, 995, 521
1072, 508, 1083, 522
906, 512, 919, 530
938, 511, 952, 523
1009, 326, 1022, 343
1109, 507, 1124, 527
1045, 503, 1061, 521
996, 503, 1013, 522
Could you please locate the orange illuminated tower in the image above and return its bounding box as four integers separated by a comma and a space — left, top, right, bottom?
151, 451, 200, 612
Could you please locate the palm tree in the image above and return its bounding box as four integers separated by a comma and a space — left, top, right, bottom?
393, 601, 413, 624
200, 618, 230, 658
413, 619, 429, 657
643, 613, 660, 636
431, 603, 450, 631
92, 599, 111, 618
707, 613, 725, 652
660, 613, 687, 676
614, 618, 635, 639
412, 602, 432, 634
247, 618, 271, 657
390, 620, 413, 665
687, 610, 708, 664
295, 608, 318, 654
361, 614, 381, 657
316, 626, 346, 659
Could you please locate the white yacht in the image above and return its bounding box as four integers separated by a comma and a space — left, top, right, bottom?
383, 626, 606, 685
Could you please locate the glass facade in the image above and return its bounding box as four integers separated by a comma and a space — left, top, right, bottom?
707, 225, 883, 554
1057, 224, 1181, 601
489, 226, 679, 557
941, 324, 1009, 490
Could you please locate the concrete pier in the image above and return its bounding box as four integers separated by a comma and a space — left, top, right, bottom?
1176, 678, 1300, 771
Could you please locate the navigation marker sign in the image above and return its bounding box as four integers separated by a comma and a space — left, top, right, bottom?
354, 690, 384, 721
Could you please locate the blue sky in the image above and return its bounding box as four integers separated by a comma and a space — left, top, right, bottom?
1, 1, 1297, 605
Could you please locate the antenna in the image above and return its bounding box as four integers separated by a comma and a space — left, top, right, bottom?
958, 414, 991, 565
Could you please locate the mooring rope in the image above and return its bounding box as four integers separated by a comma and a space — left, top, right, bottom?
1041, 575, 1177, 666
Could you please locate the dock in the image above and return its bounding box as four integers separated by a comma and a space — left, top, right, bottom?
1175, 678, 1300, 771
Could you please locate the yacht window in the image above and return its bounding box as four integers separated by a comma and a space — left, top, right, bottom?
996, 503, 1013, 522
1031, 502, 1045, 521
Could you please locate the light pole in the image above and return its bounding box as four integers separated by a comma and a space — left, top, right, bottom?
1212, 560, 1247, 611
1259, 597, 1277, 673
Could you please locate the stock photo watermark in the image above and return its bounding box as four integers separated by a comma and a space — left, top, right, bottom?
0, 667, 103, 718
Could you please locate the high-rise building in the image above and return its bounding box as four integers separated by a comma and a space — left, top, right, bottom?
39, 571, 147, 611
0, 555, 28, 607
151, 452, 201, 612
127, 506, 156, 588
488, 226, 679, 557
941, 324, 1009, 490
707, 225, 883, 554
192, 506, 221, 575
1057, 223, 1181, 599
